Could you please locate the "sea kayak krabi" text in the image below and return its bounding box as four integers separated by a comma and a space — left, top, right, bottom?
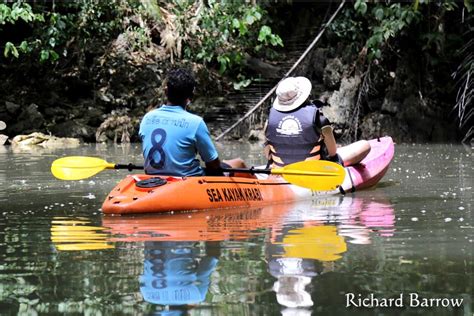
207, 187, 263, 202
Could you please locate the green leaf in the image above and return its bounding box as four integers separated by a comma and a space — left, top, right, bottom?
233, 78, 252, 90
19, 40, 28, 52
375, 8, 384, 20
10, 7, 20, 21
35, 14, 45, 23
232, 18, 240, 29
0, 5, 12, 24
464, 0, 473, 12
4, 42, 19, 58
245, 13, 255, 25
254, 11, 262, 20
40, 49, 50, 62
258, 25, 271, 42
49, 50, 59, 61
397, 20, 405, 31
354, 0, 362, 11
374, 49, 381, 59
239, 21, 247, 35
49, 37, 56, 47
217, 55, 229, 74
57, 19, 66, 30
413, 0, 419, 11
355, 0, 367, 14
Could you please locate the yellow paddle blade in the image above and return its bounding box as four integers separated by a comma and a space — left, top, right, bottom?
51, 156, 115, 180
273, 160, 345, 191
281, 226, 347, 261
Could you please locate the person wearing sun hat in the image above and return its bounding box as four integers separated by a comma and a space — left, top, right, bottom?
264, 76, 371, 169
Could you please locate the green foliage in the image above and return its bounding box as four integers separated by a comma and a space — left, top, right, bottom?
0, 2, 44, 59
353, 1, 421, 60
0, 2, 42, 24
329, 8, 363, 42
0, 0, 282, 83
332, 1, 469, 62
0, 1, 147, 63
331, 0, 472, 140
186, 1, 283, 79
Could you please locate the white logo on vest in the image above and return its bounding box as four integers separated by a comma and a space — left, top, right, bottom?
276, 115, 303, 136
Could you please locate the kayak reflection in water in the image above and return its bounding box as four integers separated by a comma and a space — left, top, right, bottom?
140, 241, 219, 312
101, 194, 395, 313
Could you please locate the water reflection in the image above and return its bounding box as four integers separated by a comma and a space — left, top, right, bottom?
98, 195, 395, 312
268, 225, 346, 311
266, 195, 394, 314
102, 204, 290, 242
51, 217, 114, 251
140, 242, 219, 309
48, 195, 395, 313
2, 142, 470, 314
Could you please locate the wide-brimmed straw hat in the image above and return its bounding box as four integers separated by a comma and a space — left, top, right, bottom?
273, 77, 312, 112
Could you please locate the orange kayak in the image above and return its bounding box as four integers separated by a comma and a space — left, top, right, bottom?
102, 137, 394, 215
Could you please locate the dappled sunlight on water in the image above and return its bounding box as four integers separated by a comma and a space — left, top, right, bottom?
0, 142, 472, 314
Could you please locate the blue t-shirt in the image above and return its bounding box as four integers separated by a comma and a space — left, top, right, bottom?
139, 105, 218, 176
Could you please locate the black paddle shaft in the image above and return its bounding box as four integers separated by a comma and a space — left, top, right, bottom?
115, 164, 144, 171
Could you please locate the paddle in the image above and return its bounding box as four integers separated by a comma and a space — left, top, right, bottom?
51, 156, 344, 191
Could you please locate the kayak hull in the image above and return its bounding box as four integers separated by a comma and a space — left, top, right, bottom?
102, 137, 394, 215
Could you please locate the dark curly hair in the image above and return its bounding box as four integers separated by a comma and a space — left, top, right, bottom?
166, 68, 196, 106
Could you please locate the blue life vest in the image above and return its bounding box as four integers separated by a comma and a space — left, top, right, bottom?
265, 104, 325, 167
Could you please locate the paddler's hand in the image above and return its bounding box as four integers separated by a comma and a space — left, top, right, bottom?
205, 158, 225, 176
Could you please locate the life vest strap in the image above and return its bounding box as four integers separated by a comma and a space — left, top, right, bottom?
338, 168, 355, 194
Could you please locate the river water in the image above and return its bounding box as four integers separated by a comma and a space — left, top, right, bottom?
0, 142, 472, 315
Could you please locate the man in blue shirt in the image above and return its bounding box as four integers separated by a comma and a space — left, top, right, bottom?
139, 68, 245, 176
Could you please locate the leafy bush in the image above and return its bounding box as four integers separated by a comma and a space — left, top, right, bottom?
331, 0, 471, 61
0, 2, 44, 59
159, 0, 283, 78
0, 0, 282, 82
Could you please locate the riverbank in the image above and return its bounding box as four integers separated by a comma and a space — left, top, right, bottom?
0, 2, 470, 145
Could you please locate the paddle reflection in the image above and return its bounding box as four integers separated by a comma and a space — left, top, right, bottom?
101, 194, 395, 311
50, 217, 114, 251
